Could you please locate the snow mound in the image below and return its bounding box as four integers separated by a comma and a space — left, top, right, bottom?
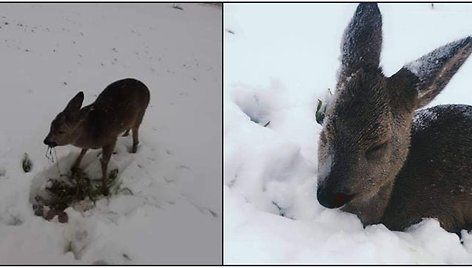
225, 80, 472, 265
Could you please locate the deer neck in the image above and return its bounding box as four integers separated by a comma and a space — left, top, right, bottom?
70, 106, 92, 147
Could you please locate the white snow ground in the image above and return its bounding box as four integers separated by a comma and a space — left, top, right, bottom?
0, 3, 221, 264
224, 3, 472, 264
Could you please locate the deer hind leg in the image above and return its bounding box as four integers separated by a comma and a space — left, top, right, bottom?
131, 111, 145, 153
100, 139, 116, 196
131, 126, 139, 153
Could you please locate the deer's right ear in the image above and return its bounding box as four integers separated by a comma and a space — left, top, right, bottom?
339, 3, 382, 79
389, 36, 472, 110
64, 91, 84, 112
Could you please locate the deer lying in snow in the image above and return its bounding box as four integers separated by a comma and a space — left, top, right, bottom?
316, 3, 472, 233
44, 78, 150, 195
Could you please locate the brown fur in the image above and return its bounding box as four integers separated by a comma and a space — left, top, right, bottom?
44, 78, 150, 195
316, 3, 472, 232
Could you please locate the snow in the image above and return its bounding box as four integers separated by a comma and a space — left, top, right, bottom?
0, 3, 221, 264
413, 104, 472, 132
413, 108, 438, 131
225, 3, 472, 264
404, 38, 465, 77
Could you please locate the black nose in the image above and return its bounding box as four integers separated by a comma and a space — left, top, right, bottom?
317, 185, 355, 209
43, 138, 57, 147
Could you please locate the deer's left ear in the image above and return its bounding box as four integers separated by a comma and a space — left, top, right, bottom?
339, 3, 383, 79
390, 37, 472, 110
64, 91, 84, 113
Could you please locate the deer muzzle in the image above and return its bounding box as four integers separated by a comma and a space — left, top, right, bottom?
317, 183, 355, 208
43, 137, 57, 147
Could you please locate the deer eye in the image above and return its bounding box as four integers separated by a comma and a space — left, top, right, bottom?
365, 142, 387, 159
57, 130, 65, 135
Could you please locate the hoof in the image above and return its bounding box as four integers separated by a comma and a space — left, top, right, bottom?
131, 143, 139, 153
102, 187, 110, 196
109, 169, 119, 180
70, 166, 79, 175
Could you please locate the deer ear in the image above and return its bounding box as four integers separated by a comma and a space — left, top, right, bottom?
339, 3, 382, 79
64, 91, 84, 112
394, 37, 472, 109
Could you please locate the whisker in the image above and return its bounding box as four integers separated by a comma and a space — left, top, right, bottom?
44, 146, 63, 176
53, 148, 63, 176
45, 146, 54, 163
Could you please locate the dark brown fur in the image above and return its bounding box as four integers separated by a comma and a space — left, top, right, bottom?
316, 3, 472, 232
44, 78, 150, 195
383, 105, 472, 233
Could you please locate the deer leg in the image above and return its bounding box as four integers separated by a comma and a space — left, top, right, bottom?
100, 140, 116, 196
131, 111, 145, 153
131, 126, 139, 153
122, 129, 130, 137
71, 148, 88, 174
70, 148, 87, 199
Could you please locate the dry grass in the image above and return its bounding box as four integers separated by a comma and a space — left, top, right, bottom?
32, 168, 119, 223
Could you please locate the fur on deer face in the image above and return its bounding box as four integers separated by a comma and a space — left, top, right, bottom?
317, 3, 472, 209
44, 92, 85, 147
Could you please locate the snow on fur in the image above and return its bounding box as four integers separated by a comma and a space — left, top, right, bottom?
405, 38, 469, 78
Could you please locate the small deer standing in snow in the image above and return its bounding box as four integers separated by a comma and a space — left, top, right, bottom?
44, 78, 150, 195
317, 3, 472, 233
